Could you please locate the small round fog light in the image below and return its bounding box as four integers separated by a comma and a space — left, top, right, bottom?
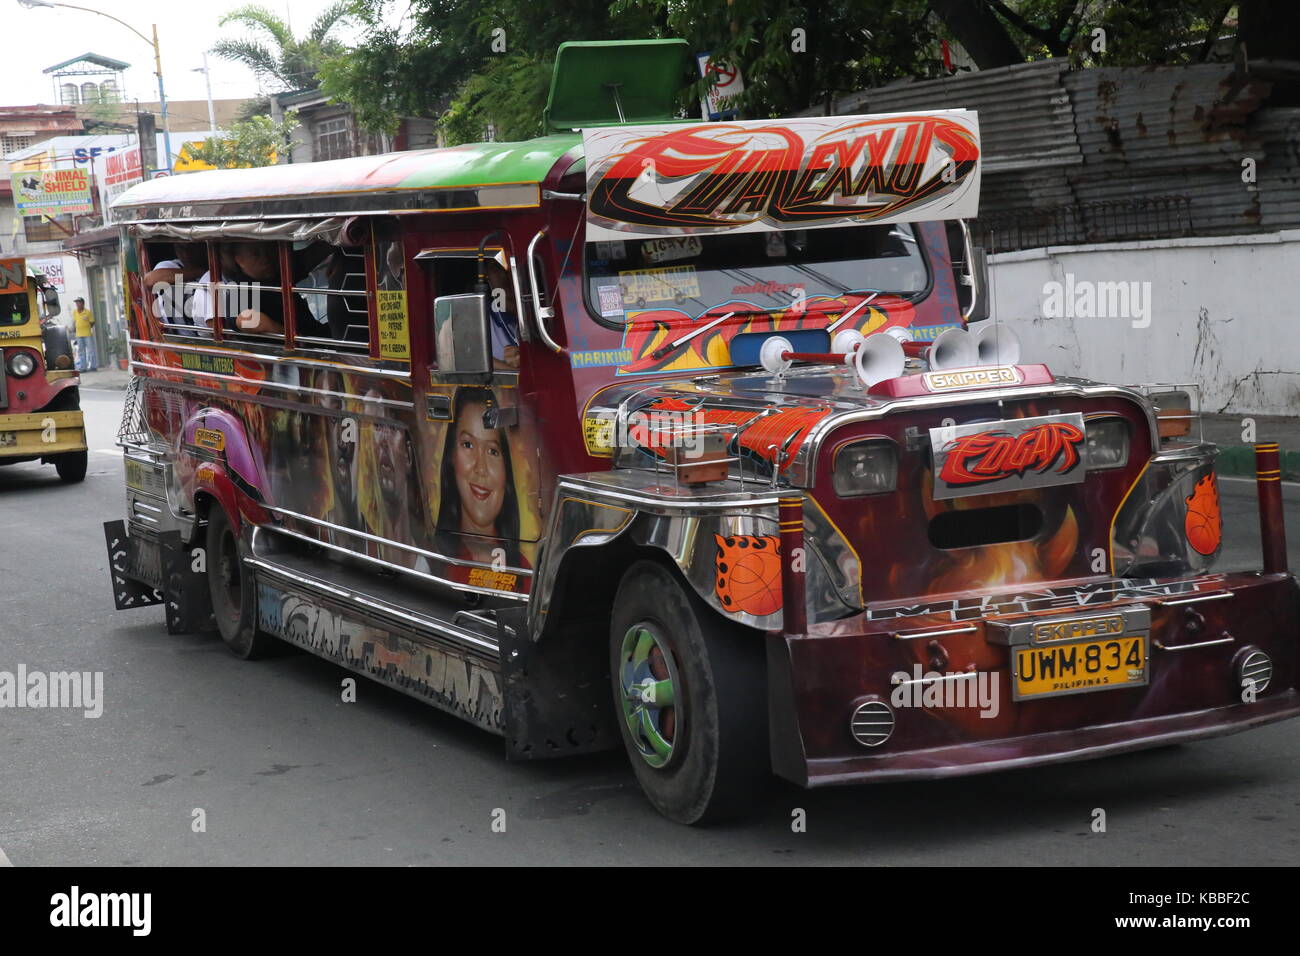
1235, 646, 1272, 695
849, 698, 895, 748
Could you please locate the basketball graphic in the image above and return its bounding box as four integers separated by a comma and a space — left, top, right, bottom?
713, 533, 783, 616
1185, 472, 1222, 555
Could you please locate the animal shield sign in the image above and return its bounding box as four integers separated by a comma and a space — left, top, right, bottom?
929, 413, 1088, 500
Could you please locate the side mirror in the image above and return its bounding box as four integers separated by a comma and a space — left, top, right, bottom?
433, 293, 491, 374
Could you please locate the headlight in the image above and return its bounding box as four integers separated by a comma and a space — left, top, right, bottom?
833, 439, 898, 496
1085, 417, 1129, 470
7, 351, 36, 378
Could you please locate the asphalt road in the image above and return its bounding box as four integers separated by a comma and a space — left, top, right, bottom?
1, 387, 1298, 865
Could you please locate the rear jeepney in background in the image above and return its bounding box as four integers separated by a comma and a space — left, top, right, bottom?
0, 257, 87, 483
104, 40, 1299, 825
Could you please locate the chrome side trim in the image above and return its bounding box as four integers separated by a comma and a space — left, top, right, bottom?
1155, 591, 1232, 606
556, 478, 780, 513
1154, 635, 1235, 651
130, 360, 416, 411
245, 556, 500, 655
893, 625, 978, 640
891, 671, 979, 687
263, 524, 529, 603
265, 505, 534, 577
129, 339, 413, 380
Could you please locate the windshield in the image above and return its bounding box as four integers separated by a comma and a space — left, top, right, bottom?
2, 291, 31, 327
585, 222, 927, 325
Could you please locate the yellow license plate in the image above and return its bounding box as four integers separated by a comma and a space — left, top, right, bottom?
1014, 635, 1147, 700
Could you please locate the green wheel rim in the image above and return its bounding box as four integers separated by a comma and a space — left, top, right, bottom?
618, 623, 683, 769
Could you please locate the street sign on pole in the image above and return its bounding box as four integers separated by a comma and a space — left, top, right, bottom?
696, 52, 744, 121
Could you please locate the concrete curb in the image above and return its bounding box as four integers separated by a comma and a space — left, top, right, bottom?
1216, 445, 1300, 482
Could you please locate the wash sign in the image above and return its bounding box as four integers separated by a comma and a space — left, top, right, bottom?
11, 168, 95, 217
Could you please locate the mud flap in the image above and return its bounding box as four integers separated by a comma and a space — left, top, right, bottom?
160, 530, 214, 635
498, 607, 618, 760
104, 519, 164, 610
767, 631, 810, 787
103, 521, 212, 634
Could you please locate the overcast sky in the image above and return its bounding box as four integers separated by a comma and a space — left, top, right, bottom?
4, 0, 372, 110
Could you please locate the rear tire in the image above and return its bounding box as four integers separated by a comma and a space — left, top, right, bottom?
54, 450, 87, 483
609, 560, 768, 825
205, 506, 271, 659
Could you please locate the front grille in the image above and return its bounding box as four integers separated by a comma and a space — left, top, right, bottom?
849, 699, 895, 748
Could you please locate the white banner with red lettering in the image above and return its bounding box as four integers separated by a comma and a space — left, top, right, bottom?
583, 110, 981, 241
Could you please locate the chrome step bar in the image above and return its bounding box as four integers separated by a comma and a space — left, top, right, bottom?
244, 553, 502, 659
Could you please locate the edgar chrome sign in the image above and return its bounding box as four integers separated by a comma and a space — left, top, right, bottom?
929, 413, 1086, 500
582, 110, 980, 241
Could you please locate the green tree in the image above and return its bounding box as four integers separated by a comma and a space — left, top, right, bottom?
321, 1, 1292, 144
212, 2, 353, 92
188, 113, 300, 169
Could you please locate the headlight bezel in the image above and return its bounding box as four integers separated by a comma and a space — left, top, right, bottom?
832, 437, 900, 497
1085, 416, 1130, 471
7, 350, 37, 378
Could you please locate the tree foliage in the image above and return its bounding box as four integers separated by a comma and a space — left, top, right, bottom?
321, 1, 1288, 143
188, 113, 300, 169
211, 2, 354, 92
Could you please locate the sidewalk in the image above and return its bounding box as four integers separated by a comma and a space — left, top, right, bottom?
75, 365, 133, 390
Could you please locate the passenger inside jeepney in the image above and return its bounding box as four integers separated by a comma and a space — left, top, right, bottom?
144, 243, 207, 330
224, 242, 305, 335
481, 260, 520, 370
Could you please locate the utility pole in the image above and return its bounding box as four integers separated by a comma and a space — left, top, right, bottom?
194, 54, 217, 133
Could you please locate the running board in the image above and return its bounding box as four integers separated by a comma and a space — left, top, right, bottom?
244, 552, 502, 660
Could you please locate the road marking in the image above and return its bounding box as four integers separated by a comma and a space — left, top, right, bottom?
0, 845, 12, 866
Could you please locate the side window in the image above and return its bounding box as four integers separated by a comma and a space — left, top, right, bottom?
213, 240, 290, 345
421, 250, 520, 371
292, 241, 370, 354
141, 241, 212, 340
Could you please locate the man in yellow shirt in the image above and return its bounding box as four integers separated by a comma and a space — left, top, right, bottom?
72, 297, 98, 371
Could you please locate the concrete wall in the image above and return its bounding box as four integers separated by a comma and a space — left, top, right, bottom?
985, 231, 1300, 417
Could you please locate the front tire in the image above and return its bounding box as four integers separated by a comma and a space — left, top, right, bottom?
205, 506, 271, 659
54, 450, 87, 483
610, 560, 768, 825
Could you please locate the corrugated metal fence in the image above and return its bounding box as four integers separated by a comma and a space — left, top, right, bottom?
808, 59, 1300, 251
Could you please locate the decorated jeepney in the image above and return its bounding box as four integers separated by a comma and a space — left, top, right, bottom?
105, 40, 1298, 824
0, 257, 86, 483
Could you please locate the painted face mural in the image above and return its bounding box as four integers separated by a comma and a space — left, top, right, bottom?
431, 386, 531, 572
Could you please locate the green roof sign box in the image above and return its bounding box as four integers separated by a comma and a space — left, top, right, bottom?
543, 39, 691, 134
